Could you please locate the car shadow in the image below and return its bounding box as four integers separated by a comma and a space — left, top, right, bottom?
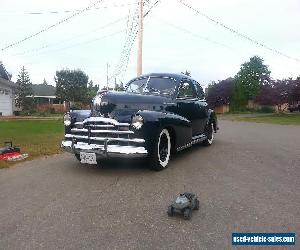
70, 140, 220, 175
71, 157, 150, 175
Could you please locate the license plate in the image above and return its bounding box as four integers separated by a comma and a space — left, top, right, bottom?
80, 152, 97, 165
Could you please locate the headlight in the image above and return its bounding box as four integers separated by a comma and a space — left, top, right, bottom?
132, 115, 143, 129
64, 113, 72, 126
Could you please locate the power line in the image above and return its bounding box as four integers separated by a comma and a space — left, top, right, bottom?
159, 18, 232, 49
12, 17, 127, 57
1, 0, 105, 52
144, 0, 160, 17
110, 2, 140, 80
0, 3, 136, 15
111, 0, 162, 81
179, 0, 300, 63
21, 30, 124, 64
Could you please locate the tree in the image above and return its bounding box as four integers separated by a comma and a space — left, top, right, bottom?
55, 69, 89, 102
15, 66, 33, 110
206, 78, 234, 108
232, 56, 271, 110
254, 78, 300, 112
42, 78, 48, 85
181, 70, 191, 77
86, 80, 99, 103
114, 81, 125, 91
290, 77, 300, 104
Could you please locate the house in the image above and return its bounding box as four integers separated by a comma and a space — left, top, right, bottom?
0, 62, 15, 116
26, 84, 66, 113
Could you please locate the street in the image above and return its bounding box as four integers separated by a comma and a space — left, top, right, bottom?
0, 120, 299, 250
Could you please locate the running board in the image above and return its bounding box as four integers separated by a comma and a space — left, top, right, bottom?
176, 134, 207, 151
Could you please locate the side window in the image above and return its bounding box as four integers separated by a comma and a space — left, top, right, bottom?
177, 82, 197, 99
193, 81, 205, 99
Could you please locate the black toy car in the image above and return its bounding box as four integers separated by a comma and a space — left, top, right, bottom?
167, 193, 199, 220
61, 73, 218, 170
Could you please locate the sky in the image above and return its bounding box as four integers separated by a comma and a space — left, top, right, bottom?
0, 0, 299, 89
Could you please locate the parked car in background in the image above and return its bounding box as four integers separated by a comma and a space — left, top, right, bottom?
61, 73, 218, 170
288, 104, 300, 112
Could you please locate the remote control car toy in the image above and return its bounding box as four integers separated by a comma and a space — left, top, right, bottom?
167, 192, 199, 220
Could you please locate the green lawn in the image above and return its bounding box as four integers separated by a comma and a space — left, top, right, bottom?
0, 119, 64, 168
230, 113, 300, 125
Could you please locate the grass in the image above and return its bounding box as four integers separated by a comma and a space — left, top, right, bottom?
0, 119, 64, 168
225, 113, 300, 125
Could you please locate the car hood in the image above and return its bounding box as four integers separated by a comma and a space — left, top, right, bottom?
93, 91, 173, 122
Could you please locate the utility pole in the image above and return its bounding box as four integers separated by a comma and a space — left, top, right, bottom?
137, 0, 143, 76
106, 62, 109, 90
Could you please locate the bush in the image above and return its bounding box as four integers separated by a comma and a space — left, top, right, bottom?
49, 108, 56, 114
70, 102, 82, 110
257, 106, 274, 113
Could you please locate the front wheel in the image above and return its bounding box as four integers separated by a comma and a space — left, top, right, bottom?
149, 128, 171, 171
194, 199, 200, 210
183, 208, 192, 220
75, 153, 81, 162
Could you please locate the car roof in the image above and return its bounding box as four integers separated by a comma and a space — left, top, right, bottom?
130, 73, 197, 83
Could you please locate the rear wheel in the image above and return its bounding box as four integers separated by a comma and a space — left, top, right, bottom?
149, 128, 171, 171
203, 123, 214, 146
167, 206, 174, 216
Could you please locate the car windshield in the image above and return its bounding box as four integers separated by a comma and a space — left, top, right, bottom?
126, 76, 177, 96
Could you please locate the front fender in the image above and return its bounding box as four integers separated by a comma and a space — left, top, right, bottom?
64, 110, 91, 133
136, 110, 192, 152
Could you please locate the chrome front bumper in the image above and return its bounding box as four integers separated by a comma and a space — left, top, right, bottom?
61, 140, 148, 159
61, 116, 148, 159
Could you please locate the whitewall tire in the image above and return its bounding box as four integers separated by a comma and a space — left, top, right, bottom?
149, 128, 171, 171
203, 123, 214, 146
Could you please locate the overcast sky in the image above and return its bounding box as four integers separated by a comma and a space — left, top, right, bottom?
0, 0, 299, 88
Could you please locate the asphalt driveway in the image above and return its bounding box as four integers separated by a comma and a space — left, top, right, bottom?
0, 120, 299, 249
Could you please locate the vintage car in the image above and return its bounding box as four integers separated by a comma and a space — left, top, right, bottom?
61, 73, 218, 171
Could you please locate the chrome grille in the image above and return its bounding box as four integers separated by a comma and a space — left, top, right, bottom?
65, 117, 144, 147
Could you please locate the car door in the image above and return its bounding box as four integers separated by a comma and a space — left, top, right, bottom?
174, 80, 202, 136
193, 80, 209, 133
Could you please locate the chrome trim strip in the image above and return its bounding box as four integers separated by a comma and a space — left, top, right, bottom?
83, 117, 130, 126
75, 122, 115, 128
71, 128, 134, 134
86, 124, 115, 128
192, 134, 206, 141
176, 134, 207, 151
65, 134, 145, 143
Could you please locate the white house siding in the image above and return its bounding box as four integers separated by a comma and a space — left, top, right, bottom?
0, 82, 13, 116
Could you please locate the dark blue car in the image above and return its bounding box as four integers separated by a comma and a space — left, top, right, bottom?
61, 73, 218, 171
